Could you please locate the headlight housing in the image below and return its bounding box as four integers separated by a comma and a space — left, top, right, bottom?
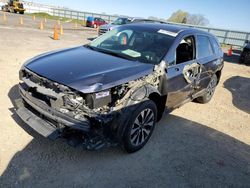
85, 90, 111, 109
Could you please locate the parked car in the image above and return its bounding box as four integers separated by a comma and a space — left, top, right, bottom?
86, 16, 107, 28
98, 17, 131, 35
15, 23, 224, 153
239, 40, 250, 65
99, 17, 165, 35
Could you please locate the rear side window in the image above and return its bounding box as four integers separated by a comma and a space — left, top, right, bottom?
210, 37, 221, 53
197, 35, 213, 58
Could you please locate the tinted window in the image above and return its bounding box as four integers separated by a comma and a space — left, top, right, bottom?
197, 35, 213, 58
176, 36, 196, 64
210, 37, 221, 53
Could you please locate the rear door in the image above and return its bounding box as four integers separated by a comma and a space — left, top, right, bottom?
165, 35, 201, 108
193, 35, 217, 95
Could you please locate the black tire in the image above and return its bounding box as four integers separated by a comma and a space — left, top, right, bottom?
20, 11, 24, 14
123, 100, 157, 153
196, 74, 218, 104
243, 51, 250, 65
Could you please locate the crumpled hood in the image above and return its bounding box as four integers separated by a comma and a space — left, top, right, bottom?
24, 46, 154, 93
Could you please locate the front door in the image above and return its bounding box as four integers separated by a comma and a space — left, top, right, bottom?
165, 35, 202, 108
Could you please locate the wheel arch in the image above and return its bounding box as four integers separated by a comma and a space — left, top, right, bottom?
148, 92, 167, 121
215, 70, 222, 84
115, 84, 166, 141
126, 84, 166, 121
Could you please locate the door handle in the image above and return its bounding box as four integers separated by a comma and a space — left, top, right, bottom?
175, 67, 180, 71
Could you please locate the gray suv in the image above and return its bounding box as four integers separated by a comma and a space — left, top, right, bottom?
99, 17, 165, 35
15, 23, 223, 152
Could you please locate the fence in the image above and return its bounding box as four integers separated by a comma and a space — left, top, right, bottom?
0, 0, 249, 47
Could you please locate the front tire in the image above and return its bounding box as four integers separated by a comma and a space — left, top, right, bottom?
123, 100, 157, 153
196, 74, 218, 104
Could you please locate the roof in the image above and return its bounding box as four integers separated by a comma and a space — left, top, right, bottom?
122, 23, 211, 36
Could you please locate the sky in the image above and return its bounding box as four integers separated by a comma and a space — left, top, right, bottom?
35, 0, 250, 31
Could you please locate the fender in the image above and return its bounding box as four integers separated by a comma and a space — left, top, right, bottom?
114, 84, 161, 142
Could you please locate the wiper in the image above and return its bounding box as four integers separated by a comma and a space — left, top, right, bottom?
95, 48, 137, 61
84, 44, 96, 51
84, 45, 137, 61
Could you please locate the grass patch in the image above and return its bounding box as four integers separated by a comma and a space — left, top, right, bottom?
27, 12, 86, 25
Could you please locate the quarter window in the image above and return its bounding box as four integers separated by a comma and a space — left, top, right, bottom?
197, 35, 213, 58
210, 37, 221, 53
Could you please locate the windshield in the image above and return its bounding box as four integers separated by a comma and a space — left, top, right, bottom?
112, 18, 130, 25
88, 25, 175, 65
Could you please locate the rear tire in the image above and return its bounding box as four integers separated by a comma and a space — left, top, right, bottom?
196, 74, 217, 104
123, 100, 157, 153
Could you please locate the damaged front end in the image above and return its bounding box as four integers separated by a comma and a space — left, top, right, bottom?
15, 64, 163, 150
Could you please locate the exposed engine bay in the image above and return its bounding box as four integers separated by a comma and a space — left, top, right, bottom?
17, 65, 163, 149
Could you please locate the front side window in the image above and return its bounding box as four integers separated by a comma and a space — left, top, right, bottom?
197, 35, 213, 58
88, 26, 175, 65
175, 36, 196, 64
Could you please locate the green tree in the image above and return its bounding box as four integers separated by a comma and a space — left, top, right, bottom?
187, 14, 209, 26
167, 10, 209, 26
167, 10, 188, 23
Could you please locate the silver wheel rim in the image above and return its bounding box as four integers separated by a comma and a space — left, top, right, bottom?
130, 108, 154, 146
207, 76, 217, 98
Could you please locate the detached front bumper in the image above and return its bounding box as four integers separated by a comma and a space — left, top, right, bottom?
15, 98, 60, 140
14, 84, 91, 140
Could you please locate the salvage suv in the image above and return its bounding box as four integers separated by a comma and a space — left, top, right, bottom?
15, 23, 223, 152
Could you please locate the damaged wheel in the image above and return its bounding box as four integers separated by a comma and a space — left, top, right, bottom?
196, 74, 217, 103
123, 100, 157, 153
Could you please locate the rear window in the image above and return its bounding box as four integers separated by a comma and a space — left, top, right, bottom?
197, 35, 213, 58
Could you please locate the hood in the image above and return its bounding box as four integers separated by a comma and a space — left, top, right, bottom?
24, 46, 154, 93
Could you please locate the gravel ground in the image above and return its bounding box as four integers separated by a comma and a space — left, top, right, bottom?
0, 12, 250, 188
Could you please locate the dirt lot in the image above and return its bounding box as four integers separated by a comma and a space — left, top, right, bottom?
0, 12, 250, 188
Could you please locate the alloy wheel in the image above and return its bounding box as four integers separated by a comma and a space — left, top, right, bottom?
130, 108, 155, 146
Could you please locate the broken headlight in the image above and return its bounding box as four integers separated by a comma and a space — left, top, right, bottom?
63, 93, 84, 110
